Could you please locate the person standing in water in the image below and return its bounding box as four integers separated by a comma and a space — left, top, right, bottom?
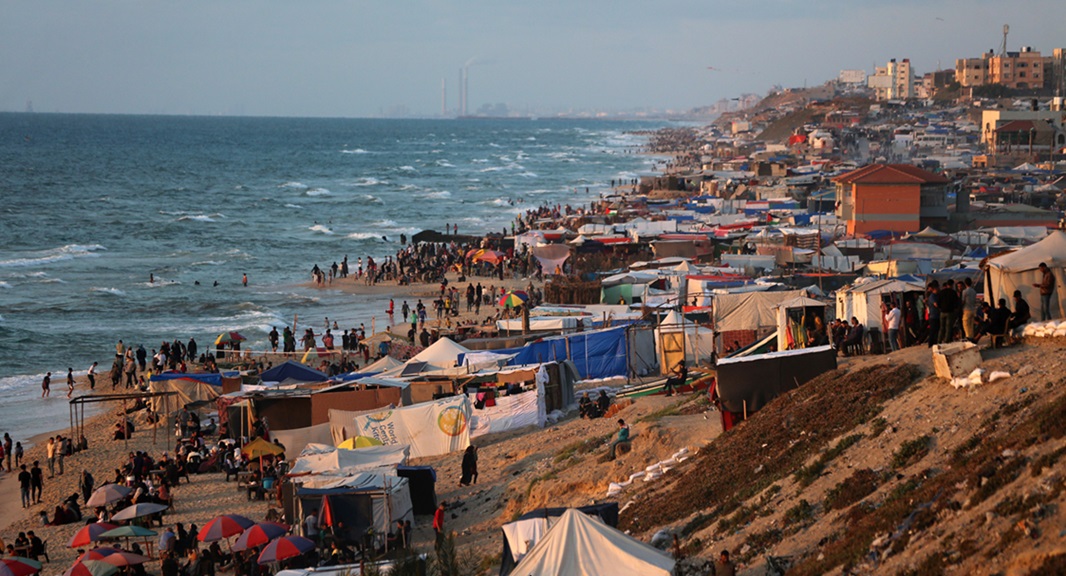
41, 372, 51, 398
66, 368, 75, 398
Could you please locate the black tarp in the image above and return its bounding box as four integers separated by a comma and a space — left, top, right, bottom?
396, 466, 437, 515
715, 345, 837, 414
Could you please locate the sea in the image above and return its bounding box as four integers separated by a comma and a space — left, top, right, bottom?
0, 113, 665, 441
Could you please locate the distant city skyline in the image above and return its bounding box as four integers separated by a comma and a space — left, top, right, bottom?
1, 1, 1063, 117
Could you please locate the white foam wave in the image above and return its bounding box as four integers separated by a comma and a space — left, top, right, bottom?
39, 278, 67, 284
421, 190, 452, 199
279, 181, 308, 189
350, 178, 381, 187
398, 166, 416, 172
309, 224, 334, 235
90, 287, 127, 297
518, 171, 538, 178
0, 281, 11, 289
191, 260, 225, 267
0, 244, 106, 268
373, 219, 397, 227
143, 279, 180, 287
471, 158, 489, 164
479, 166, 505, 173
177, 214, 218, 223
435, 160, 455, 168
284, 203, 303, 209
305, 188, 332, 196
359, 194, 382, 203
346, 232, 384, 241
341, 148, 369, 154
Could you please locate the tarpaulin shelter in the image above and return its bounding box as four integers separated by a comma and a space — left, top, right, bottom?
468, 389, 542, 438
835, 278, 925, 330
531, 244, 570, 275
148, 373, 229, 414
653, 310, 715, 373
286, 473, 414, 543
499, 503, 619, 576
329, 395, 472, 459
509, 509, 674, 576
712, 289, 807, 350
985, 230, 1066, 319
287, 443, 409, 477
776, 296, 828, 351
715, 345, 837, 427
497, 327, 628, 380
269, 424, 332, 459
259, 361, 329, 385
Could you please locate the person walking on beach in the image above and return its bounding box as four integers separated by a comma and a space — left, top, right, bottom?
66, 368, 75, 398
18, 465, 31, 508
3, 433, 11, 471
41, 372, 51, 398
14, 441, 23, 467
30, 460, 43, 504
87, 361, 97, 391
433, 501, 446, 551
46, 437, 56, 478
57, 435, 67, 475
268, 327, 279, 353
80, 470, 94, 504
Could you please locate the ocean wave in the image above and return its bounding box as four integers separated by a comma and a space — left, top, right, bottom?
518, 171, 538, 178
0, 244, 106, 268
176, 214, 219, 223
0, 281, 11, 289
191, 260, 225, 267
284, 203, 303, 209
479, 166, 505, 173
279, 181, 308, 189
420, 190, 452, 199
350, 178, 381, 187
341, 148, 369, 154
346, 232, 385, 241
153, 309, 284, 340
372, 219, 397, 228
471, 158, 489, 164
305, 188, 332, 196
143, 279, 180, 287
397, 165, 417, 172
359, 194, 382, 203
309, 224, 334, 235
89, 287, 127, 297
39, 278, 67, 284
435, 160, 455, 168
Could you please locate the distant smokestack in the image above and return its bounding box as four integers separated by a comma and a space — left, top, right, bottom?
464, 68, 469, 116
458, 68, 463, 117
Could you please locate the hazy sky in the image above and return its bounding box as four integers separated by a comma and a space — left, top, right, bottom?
1, 1, 1063, 117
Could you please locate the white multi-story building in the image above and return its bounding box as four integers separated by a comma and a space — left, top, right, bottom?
868, 59, 914, 100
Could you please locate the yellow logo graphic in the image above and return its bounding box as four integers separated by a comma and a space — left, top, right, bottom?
437, 406, 468, 437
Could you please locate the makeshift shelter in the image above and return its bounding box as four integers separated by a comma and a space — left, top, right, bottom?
653, 310, 715, 373
712, 289, 807, 353
776, 296, 828, 351
329, 395, 471, 459
716, 345, 837, 429
985, 230, 1066, 319
509, 509, 674, 576
285, 473, 413, 544
287, 443, 409, 477
404, 337, 472, 373
148, 373, 225, 414
259, 361, 329, 386
531, 244, 571, 275
499, 503, 619, 576
500, 326, 628, 380
835, 278, 926, 331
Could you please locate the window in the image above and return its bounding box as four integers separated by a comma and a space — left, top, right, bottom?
1020, 72, 1027, 78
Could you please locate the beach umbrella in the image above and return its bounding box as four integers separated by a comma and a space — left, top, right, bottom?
256, 536, 315, 565
110, 502, 168, 522
96, 551, 150, 568
86, 485, 131, 507
0, 558, 42, 576
214, 331, 247, 346
232, 523, 290, 552
241, 438, 284, 461
68, 522, 118, 548
63, 561, 119, 576
98, 525, 157, 554
498, 290, 529, 308
76, 549, 120, 562
198, 514, 255, 543
336, 436, 383, 450
472, 249, 505, 265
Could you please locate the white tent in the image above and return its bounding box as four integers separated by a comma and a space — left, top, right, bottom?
293, 473, 413, 536
836, 279, 925, 329
287, 443, 410, 478
713, 289, 808, 333
654, 309, 715, 370
985, 230, 1066, 319
776, 296, 828, 351
511, 509, 674, 576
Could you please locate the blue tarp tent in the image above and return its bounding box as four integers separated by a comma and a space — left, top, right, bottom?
260, 360, 328, 384
464, 326, 628, 380
149, 372, 233, 387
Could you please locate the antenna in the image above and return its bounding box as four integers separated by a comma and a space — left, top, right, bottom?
1001, 24, 1009, 56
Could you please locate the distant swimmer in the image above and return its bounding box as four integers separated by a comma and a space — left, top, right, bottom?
382, 236, 388, 242
149, 273, 154, 284
242, 273, 248, 287
41, 372, 51, 398
213, 281, 219, 287
194, 281, 200, 285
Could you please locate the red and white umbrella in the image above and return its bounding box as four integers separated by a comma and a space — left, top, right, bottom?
232, 523, 290, 552
256, 536, 315, 565
76, 548, 148, 567
198, 514, 256, 543
62, 560, 119, 576
0, 558, 42, 576
86, 485, 131, 508
68, 523, 118, 548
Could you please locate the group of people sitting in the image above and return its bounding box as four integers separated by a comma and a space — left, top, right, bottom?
578, 391, 612, 419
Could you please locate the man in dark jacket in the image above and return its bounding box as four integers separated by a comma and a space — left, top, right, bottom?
937, 279, 959, 343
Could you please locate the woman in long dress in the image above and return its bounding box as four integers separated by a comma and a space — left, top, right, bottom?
459, 445, 478, 486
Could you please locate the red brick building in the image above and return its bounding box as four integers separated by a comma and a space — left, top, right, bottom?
833, 164, 949, 235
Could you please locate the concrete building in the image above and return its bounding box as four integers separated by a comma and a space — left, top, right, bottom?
838, 69, 867, 85
955, 48, 1047, 90
868, 59, 914, 100
833, 164, 949, 235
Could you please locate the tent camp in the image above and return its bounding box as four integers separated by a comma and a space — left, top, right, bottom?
287, 443, 410, 477
499, 503, 619, 576
985, 230, 1066, 320
777, 296, 828, 351
259, 361, 329, 385
836, 278, 926, 331
653, 310, 715, 373
398, 337, 473, 375
509, 509, 674, 576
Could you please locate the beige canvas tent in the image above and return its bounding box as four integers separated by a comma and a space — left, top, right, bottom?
985, 230, 1066, 319
510, 508, 674, 576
